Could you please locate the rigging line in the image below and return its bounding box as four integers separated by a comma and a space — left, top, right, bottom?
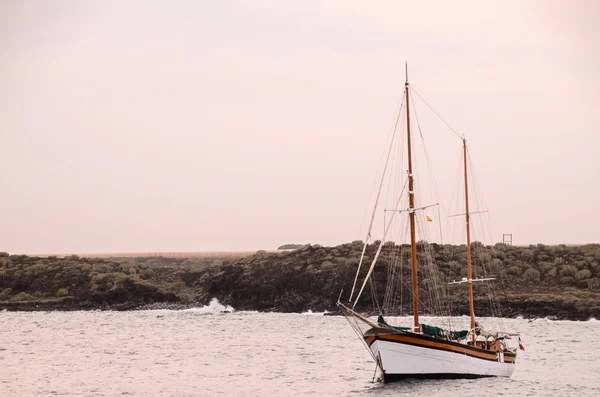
355, 94, 407, 241
342, 313, 379, 363
409, 84, 464, 141
396, 215, 410, 315
410, 93, 433, 200
352, 179, 408, 309
385, 105, 406, 223
383, 194, 407, 314
369, 275, 382, 314
448, 147, 464, 244
349, 93, 406, 303
391, 258, 458, 329
467, 150, 495, 244
437, 204, 444, 244
394, 112, 406, 217
416, 218, 450, 320
411, 91, 446, 243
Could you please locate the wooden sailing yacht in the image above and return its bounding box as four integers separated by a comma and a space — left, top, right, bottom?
338, 66, 519, 381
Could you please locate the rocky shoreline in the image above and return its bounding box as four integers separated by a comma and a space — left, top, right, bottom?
1, 242, 600, 320
2, 296, 595, 321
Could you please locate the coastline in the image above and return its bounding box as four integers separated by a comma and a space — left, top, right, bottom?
1, 242, 599, 320
0, 300, 597, 321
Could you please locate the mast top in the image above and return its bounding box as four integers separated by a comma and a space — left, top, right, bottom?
405, 62, 408, 85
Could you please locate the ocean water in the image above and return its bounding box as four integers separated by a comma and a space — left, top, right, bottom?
1, 301, 599, 397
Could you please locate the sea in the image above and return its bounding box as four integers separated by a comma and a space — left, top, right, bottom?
1, 299, 599, 397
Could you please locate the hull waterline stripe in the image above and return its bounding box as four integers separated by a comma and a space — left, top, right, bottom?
366, 333, 517, 363
384, 373, 496, 381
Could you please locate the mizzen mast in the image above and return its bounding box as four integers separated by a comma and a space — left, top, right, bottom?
463, 138, 476, 339
405, 64, 420, 332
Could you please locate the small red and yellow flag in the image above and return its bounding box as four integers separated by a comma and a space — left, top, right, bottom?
426, 216, 433, 222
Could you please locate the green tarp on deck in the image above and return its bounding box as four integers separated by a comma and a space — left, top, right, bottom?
421, 324, 469, 340
377, 315, 411, 331
377, 315, 468, 340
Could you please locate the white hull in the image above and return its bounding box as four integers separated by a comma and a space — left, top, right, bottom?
370, 339, 516, 379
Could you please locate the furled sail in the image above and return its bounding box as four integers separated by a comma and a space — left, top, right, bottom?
377, 315, 468, 340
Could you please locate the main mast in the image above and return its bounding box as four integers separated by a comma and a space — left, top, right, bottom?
405, 64, 420, 332
463, 139, 476, 339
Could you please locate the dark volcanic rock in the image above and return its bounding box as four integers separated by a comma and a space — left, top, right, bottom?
1, 243, 600, 319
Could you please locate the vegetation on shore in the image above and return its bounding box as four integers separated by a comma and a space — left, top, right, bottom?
1, 242, 599, 319
277, 244, 308, 250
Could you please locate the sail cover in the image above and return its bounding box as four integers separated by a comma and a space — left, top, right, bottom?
377, 315, 410, 331
377, 316, 468, 340
421, 324, 468, 340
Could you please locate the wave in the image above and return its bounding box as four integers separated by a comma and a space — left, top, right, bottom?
525, 316, 600, 324
183, 298, 234, 314
300, 310, 329, 316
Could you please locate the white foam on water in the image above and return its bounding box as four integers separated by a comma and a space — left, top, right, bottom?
300, 310, 329, 316
184, 298, 234, 314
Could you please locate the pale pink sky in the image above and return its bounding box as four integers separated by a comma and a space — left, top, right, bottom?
1, 1, 599, 254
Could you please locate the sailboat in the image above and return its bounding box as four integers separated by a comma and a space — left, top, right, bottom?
338, 65, 520, 381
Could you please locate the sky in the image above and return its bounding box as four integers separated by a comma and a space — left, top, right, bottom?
1, 0, 599, 254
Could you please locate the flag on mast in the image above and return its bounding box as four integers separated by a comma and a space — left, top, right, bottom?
518, 336, 525, 351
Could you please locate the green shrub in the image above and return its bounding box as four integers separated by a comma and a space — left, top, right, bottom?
91, 273, 111, 283
111, 272, 129, 282
575, 269, 592, 280
10, 292, 35, 301
554, 257, 564, 266
559, 265, 577, 277
449, 261, 462, 272
560, 276, 574, 285
575, 261, 587, 269
521, 249, 535, 261
477, 251, 492, 263
586, 278, 600, 290
26, 263, 49, 276
539, 253, 551, 261
140, 268, 156, 279
0, 288, 11, 300
78, 263, 92, 272
321, 261, 336, 269
93, 264, 112, 273
507, 266, 522, 276
179, 293, 195, 303
56, 288, 69, 297
523, 268, 540, 282
493, 250, 507, 260
553, 244, 567, 254
166, 282, 185, 292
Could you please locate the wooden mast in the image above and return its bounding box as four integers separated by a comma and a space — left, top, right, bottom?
405, 64, 420, 332
463, 138, 476, 340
